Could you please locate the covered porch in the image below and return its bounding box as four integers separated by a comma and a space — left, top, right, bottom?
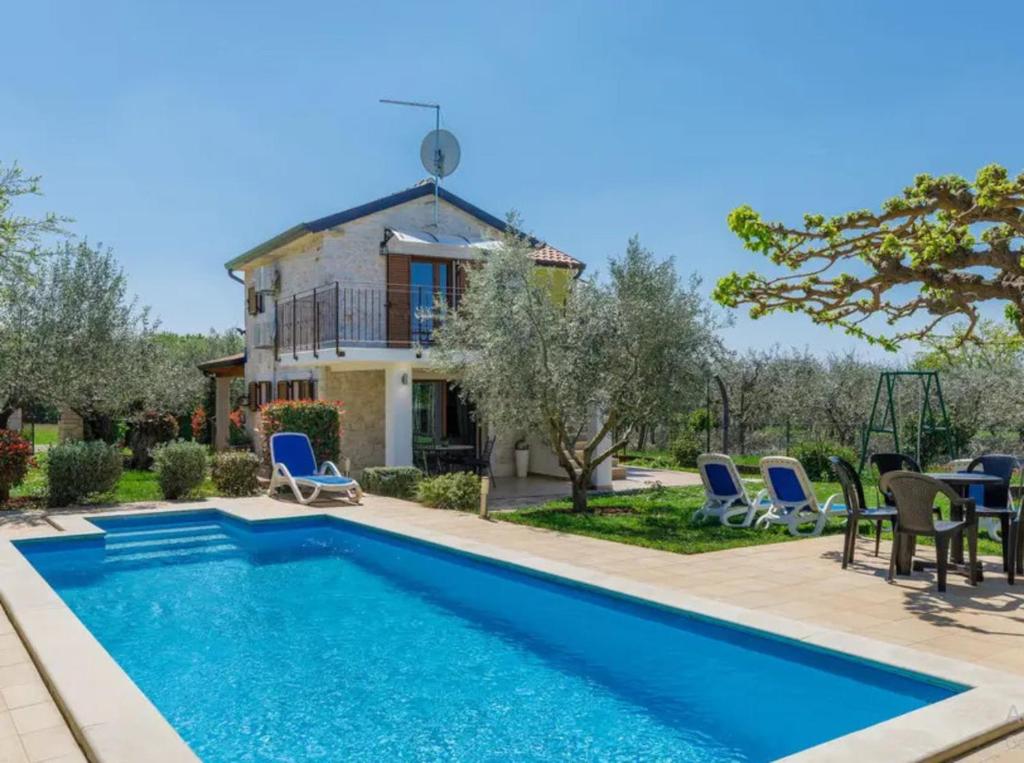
197, 352, 245, 451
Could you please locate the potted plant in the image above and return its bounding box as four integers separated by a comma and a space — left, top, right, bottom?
514, 438, 530, 479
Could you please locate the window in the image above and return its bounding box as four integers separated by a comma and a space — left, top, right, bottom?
248, 381, 274, 410
274, 380, 318, 401
247, 287, 265, 316
410, 259, 452, 344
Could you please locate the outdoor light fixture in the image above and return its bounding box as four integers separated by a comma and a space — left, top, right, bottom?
401, 373, 409, 385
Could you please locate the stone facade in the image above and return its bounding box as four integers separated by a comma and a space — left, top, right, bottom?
322, 369, 385, 474
57, 407, 84, 442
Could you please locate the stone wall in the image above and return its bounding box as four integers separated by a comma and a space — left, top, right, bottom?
323, 369, 385, 474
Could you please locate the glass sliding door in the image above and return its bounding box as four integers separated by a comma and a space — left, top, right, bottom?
410, 260, 450, 345
412, 380, 477, 447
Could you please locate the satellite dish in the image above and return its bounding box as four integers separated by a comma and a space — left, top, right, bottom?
420, 129, 460, 178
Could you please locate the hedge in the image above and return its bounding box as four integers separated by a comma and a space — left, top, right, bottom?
361, 466, 423, 499
260, 400, 344, 467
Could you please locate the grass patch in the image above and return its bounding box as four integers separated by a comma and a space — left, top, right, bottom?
498, 483, 1003, 557
618, 449, 676, 469
29, 423, 59, 447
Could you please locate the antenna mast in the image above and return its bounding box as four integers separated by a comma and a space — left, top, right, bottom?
380, 98, 442, 226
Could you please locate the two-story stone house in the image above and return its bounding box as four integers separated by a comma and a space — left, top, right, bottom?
214, 180, 611, 486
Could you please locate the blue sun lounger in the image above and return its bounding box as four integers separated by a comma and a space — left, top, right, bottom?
268, 432, 362, 506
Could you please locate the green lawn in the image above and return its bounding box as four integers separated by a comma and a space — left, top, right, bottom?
498, 483, 1004, 557
25, 423, 58, 447
618, 448, 676, 469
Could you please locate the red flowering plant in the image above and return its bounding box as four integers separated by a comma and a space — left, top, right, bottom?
191, 406, 208, 440
259, 400, 345, 468
0, 429, 34, 502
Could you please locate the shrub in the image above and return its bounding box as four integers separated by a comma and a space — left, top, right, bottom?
792, 440, 857, 481
229, 409, 251, 448
152, 440, 208, 499
361, 466, 423, 499
211, 451, 260, 496
670, 429, 702, 468
126, 411, 179, 469
47, 440, 122, 507
191, 406, 208, 441
415, 472, 481, 511
260, 400, 344, 467
0, 429, 33, 502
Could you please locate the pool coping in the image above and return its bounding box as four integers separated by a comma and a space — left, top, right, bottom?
1, 501, 1023, 762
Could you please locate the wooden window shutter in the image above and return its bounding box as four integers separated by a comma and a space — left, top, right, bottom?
248, 382, 258, 411
247, 287, 257, 316
277, 381, 288, 401
260, 382, 272, 406
386, 254, 411, 348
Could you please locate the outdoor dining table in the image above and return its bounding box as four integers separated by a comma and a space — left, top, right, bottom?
892, 471, 1003, 580
417, 443, 475, 473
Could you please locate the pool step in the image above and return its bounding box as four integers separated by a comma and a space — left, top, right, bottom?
101, 524, 241, 567
105, 532, 233, 556
101, 523, 224, 544
99, 545, 244, 572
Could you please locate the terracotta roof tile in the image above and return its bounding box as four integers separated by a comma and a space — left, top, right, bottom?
530, 243, 583, 270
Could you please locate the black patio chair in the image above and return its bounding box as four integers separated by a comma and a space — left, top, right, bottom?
870, 452, 921, 508
965, 454, 1019, 580
880, 471, 977, 593
457, 436, 497, 487
829, 456, 897, 568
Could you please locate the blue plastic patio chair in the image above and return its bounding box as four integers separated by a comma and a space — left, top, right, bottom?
268, 432, 362, 505
694, 453, 769, 527
757, 456, 842, 537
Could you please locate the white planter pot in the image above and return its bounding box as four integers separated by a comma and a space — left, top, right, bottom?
514, 448, 530, 479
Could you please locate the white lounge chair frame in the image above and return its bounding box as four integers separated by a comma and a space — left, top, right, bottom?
694, 453, 769, 527
268, 433, 363, 506
757, 456, 840, 537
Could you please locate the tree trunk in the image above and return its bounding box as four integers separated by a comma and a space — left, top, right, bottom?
571, 476, 589, 513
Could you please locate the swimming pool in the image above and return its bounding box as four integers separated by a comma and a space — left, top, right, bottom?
17, 511, 962, 762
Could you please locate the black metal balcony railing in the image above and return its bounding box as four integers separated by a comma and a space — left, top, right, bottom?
274, 282, 462, 358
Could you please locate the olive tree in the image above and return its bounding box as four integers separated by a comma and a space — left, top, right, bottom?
432, 227, 720, 512
0, 163, 67, 426
29, 241, 157, 440
714, 164, 1024, 350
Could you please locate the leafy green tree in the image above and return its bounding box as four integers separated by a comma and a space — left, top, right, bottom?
30, 241, 157, 440
0, 162, 66, 294
148, 329, 244, 417
714, 164, 1024, 350
432, 225, 720, 512
0, 163, 67, 426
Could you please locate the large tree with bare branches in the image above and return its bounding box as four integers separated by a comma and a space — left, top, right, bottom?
713, 164, 1024, 350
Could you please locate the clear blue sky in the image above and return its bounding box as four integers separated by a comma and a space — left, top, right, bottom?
5, 1, 1023, 358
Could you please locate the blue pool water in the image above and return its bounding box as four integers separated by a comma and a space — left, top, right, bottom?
18, 511, 961, 762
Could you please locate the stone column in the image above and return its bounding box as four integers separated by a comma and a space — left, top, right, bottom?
214, 376, 232, 451
384, 364, 413, 467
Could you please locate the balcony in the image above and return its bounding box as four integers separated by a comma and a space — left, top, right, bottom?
273, 282, 462, 358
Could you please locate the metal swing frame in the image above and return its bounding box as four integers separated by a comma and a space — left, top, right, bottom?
857, 371, 956, 472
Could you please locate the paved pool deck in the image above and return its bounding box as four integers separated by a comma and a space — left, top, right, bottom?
1, 492, 1023, 761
